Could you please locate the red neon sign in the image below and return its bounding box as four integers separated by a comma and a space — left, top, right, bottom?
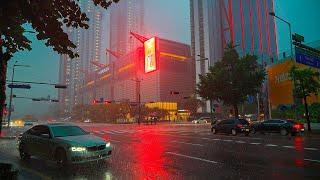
144, 37, 157, 73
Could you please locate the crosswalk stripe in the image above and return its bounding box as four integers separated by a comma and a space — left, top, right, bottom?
265, 144, 278, 147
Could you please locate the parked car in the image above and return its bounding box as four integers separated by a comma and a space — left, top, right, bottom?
192, 117, 211, 124
17, 123, 112, 167
84, 119, 91, 123
211, 119, 250, 136
250, 119, 304, 136
24, 121, 34, 126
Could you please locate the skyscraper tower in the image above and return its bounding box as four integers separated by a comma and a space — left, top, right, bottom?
108, 0, 145, 62
58, 0, 104, 114
190, 0, 278, 112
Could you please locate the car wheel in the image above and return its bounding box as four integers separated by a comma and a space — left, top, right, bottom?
231, 129, 237, 136
55, 148, 67, 168
212, 128, 217, 134
19, 143, 30, 161
280, 128, 288, 136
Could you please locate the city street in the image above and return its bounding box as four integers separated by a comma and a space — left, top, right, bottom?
1, 123, 320, 179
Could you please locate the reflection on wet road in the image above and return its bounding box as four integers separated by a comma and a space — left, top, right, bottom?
1, 123, 320, 179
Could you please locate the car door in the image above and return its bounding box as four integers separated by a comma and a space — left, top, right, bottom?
215, 120, 225, 132
220, 119, 233, 133
273, 120, 286, 132
261, 120, 273, 132
22, 126, 43, 156
36, 126, 54, 158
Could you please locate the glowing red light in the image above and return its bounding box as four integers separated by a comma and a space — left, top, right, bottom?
144, 37, 158, 73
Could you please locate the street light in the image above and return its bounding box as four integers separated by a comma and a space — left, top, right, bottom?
7, 61, 30, 127
269, 12, 293, 59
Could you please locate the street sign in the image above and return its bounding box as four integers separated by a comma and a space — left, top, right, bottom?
247, 95, 254, 104
295, 48, 320, 69
292, 33, 304, 43
8, 84, 31, 89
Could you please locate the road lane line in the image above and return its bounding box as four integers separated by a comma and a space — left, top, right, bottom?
304, 147, 318, 151
304, 159, 320, 163
265, 144, 278, 147
166, 152, 218, 164
170, 141, 204, 146
235, 140, 246, 144
283, 145, 294, 149
223, 139, 233, 142
250, 142, 261, 145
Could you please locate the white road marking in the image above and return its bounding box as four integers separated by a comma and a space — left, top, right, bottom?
304, 159, 320, 163
250, 142, 261, 145
283, 146, 294, 149
304, 147, 318, 151
235, 140, 246, 144
170, 141, 204, 146
265, 144, 278, 147
166, 152, 218, 164
223, 139, 233, 142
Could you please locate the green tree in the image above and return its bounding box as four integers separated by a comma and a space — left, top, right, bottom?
179, 97, 202, 119
0, 0, 119, 134
289, 66, 320, 131
197, 43, 266, 119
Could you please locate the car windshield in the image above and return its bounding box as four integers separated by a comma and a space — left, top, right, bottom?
51, 126, 88, 137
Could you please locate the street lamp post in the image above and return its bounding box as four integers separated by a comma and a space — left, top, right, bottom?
7, 62, 30, 127
131, 78, 142, 125
196, 55, 215, 118
269, 12, 299, 120
269, 12, 293, 59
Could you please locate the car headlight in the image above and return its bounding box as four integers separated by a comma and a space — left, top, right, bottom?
71, 147, 86, 152
106, 142, 111, 147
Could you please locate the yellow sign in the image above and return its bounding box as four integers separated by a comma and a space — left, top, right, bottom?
144, 37, 157, 73
268, 60, 320, 108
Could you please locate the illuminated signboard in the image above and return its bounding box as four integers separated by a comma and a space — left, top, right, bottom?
144, 37, 157, 73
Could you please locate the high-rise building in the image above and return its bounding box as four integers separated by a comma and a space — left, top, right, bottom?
58, 0, 145, 114
108, 0, 144, 61
190, 0, 278, 112
58, 0, 105, 114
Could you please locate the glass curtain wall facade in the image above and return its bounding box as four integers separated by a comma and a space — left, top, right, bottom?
190, 0, 278, 112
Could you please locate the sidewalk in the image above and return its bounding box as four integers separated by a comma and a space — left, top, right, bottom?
0, 127, 25, 139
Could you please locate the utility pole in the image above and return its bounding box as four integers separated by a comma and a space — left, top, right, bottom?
131, 78, 142, 125
7, 62, 30, 127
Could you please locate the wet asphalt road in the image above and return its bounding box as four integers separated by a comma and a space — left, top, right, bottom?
1, 123, 320, 179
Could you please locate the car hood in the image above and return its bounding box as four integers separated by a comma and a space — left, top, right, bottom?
56, 134, 106, 147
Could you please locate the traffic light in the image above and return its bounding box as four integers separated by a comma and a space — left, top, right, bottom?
170, 91, 180, 95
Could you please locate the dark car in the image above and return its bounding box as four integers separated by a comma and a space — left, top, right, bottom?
250, 119, 305, 136
211, 119, 250, 136
17, 123, 112, 167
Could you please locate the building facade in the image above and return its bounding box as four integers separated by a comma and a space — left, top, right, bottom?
190, 0, 278, 112
58, 0, 105, 114
82, 37, 194, 108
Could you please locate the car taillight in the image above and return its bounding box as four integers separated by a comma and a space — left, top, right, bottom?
293, 124, 300, 129
236, 124, 243, 128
